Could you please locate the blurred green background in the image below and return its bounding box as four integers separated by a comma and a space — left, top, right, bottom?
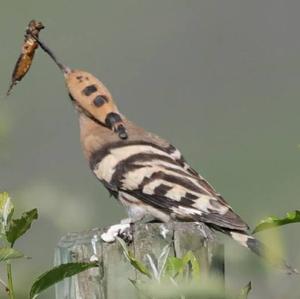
0, 0, 299, 298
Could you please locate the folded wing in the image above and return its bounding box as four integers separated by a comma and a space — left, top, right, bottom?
91, 140, 249, 232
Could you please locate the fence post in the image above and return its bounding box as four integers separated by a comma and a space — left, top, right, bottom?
55, 222, 224, 299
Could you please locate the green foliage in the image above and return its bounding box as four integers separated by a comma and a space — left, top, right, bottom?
118, 208, 300, 299
253, 210, 300, 233
29, 262, 98, 299
117, 237, 201, 285
0, 191, 297, 298
0, 191, 99, 299
237, 282, 251, 299
0, 248, 24, 262
116, 237, 151, 278
0, 192, 14, 235
118, 240, 251, 299
164, 251, 201, 280
0, 192, 38, 248
6, 209, 38, 246
0, 191, 32, 299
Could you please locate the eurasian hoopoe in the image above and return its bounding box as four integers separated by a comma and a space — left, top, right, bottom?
33, 35, 297, 274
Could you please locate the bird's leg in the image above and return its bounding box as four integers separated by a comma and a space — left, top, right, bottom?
121, 214, 157, 224
120, 217, 137, 224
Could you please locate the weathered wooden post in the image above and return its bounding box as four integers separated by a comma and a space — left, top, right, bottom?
55, 222, 224, 299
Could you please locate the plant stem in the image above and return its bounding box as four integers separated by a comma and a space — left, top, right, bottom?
0, 277, 9, 294
6, 262, 15, 299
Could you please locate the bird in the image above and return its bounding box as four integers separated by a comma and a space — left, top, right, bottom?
32, 34, 296, 274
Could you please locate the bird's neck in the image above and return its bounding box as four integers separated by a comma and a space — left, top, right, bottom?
79, 113, 115, 160
78, 112, 163, 162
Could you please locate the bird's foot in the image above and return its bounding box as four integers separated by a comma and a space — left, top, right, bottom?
101, 216, 158, 243
101, 222, 132, 243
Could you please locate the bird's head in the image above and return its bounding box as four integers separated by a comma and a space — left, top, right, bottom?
30, 34, 128, 140
66, 70, 128, 139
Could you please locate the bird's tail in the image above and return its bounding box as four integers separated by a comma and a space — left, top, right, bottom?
223, 229, 298, 275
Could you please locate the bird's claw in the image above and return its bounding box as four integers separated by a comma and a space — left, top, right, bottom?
101, 223, 132, 243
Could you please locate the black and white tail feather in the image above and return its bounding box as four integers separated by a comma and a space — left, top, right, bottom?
216, 228, 298, 274
88, 126, 298, 274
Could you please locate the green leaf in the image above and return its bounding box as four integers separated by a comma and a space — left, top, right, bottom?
30, 262, 98, 299
0, 247, 24, 262
253, 210, 300, 233
6, 208, 38, 246
164, 257, 184, 278
164, 251, 201, 280
0, 192, 14, 234
237, 281, 252, 299
116, 237, 151, 278
182, 251, 201, 280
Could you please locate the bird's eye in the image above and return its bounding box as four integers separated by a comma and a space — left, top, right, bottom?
93, 95, 106, 107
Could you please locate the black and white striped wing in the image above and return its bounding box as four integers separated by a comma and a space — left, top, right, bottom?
91, 141, 248, 231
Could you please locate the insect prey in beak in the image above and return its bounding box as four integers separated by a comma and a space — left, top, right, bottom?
6, 20, 45, 96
